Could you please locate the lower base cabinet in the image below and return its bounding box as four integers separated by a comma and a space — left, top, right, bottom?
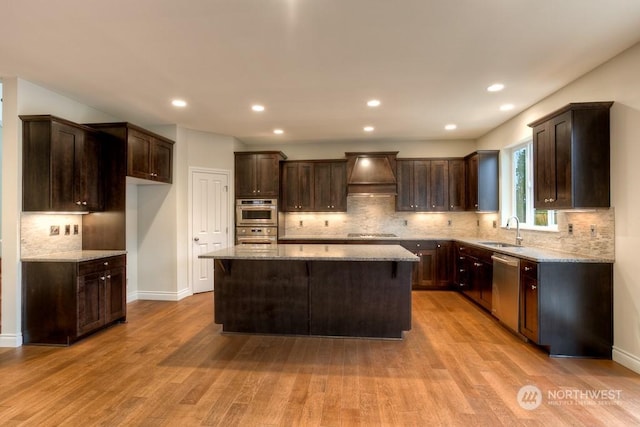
23, 255, 126, 345
454, 243, 492, 310
401, 240, 452, 290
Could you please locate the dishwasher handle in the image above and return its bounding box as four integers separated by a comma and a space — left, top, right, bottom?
491, 254, 520, 267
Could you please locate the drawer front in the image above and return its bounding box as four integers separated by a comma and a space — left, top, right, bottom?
79, 255, 126, 275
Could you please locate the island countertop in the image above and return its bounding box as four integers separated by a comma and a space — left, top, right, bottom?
199, 244, 419, 262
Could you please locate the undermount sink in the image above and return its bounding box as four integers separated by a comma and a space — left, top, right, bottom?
478, 241, 520, 248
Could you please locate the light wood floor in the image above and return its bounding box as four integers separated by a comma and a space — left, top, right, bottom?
1, 291, 639, 426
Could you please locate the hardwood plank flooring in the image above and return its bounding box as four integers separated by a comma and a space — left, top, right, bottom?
1, 291, 639, 426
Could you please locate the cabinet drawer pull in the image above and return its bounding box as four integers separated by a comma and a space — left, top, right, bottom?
104, 262, 109, 266
473, 262, 482, 267
524, 266, 531, 271
76, 201, 82, 205
531, 284, 537, 290
100, 276, 106, 281
107, 275, 111, 279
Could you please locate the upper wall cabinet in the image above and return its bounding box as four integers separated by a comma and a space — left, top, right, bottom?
528, 102, 613, 209
87, 122, 175, 184
396, 159, 467, 212
465, 151, 499, 212
281, 161, 315, 211
313, 160, 347, 212
22, 115, 103, 212
235, 151, 286, 198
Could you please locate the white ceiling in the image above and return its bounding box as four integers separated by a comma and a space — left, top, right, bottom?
2, 0, 640, 144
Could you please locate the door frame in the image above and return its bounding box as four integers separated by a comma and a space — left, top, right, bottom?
187, 167, 234, 294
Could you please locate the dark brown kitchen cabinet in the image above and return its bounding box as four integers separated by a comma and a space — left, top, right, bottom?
429, 160, 449, 211
519, 260, 539, 342
281, 161, 315, 211
401, 240, 452, 290
528, 102, 613, 209
465, 151, 498, 212
454, 243, 492, 310
313, 160, 347, 211
519, 259, 612, 358
235, 152, 286, 197
23, 255, 126, 345
448, 159, 466, 211
86, 122, 174, 184
21, 115, 103, 212
396, 160, 429, 211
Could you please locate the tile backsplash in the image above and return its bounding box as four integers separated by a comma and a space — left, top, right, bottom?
21, 213, 83, 257
282, 197, 615, 259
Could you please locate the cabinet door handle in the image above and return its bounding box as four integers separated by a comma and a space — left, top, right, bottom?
104, 261, 109, 266
473, 262, 482, 267
524, 266, 531, 271
100, 276, 106, 281
531, 284, 537, 290
437, 244, 441, 248
106, 275, 111, 279
76, 201, 82, 205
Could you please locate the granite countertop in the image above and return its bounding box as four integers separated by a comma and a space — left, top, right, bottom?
21, 250, 127, 262
278, 235, 613, 263
199, 244, 419, 262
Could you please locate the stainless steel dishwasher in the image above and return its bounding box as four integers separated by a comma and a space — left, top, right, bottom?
491, 253, 520, 333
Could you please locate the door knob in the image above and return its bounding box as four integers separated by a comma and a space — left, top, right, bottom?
194, 237, 200, 242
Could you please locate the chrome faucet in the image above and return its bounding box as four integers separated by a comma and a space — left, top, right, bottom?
506, 216, 523, 246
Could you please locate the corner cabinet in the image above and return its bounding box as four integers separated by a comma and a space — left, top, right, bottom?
465, 151, 499, 212
23, 255, 127, 345
86, 122, 175, 184
22, 115, 103, 212
528, 102, 613, 209
235, 152, 286, 198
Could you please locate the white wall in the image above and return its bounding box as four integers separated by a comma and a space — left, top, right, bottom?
131, 126, 239, 301
0, 78, 119, 347
476, 42, 640, 373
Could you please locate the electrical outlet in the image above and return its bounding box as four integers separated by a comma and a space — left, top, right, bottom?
448, 219, 452, 226
493, 220, 497, 228
299, 220, 303, 227
50, 225, 60, 236
590, 224, 597, 237
477, 219, 480, 227
74, 224, 79, 235
64, 224, 71, 235
568, 223, 573, 234
403, 220, 408, 226
324, 220, 329, 227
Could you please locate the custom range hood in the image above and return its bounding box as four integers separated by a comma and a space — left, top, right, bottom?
345, 152, 398, 196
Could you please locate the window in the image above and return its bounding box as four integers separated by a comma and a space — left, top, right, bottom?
510, 141, 557, 230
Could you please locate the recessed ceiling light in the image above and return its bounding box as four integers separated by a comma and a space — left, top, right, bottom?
444, 124, 457, 130
273, 129, 284, 135
363, 126, 375, 132
367, 99, 381, 107
487, 83, 505, 92
251, 104, 265, 112
171, 99, 187, 107
500, 103, 514, 111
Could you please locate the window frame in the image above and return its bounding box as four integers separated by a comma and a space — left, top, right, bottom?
506, 139, 558, 232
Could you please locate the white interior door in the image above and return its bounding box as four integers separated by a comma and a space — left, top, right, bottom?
191, 169, 230, 293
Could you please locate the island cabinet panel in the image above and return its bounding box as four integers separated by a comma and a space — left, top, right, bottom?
214, 260, 309, 335
528, 102, 613, 209
308, 261, 412, 338
22, 255, 127, 345
235, 151, 286, 197
22, 115, 103, 212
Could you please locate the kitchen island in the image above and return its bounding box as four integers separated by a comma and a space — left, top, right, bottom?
200, 244, 418, 339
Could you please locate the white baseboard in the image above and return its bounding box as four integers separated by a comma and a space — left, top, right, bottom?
612, 346, 640, 374
132, 288, 193, 302
0, 333, 23, 348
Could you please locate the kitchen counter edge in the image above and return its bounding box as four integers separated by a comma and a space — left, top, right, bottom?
22, 250, 128, 263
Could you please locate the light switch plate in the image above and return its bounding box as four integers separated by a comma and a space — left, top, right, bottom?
50, 225, 60, 236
